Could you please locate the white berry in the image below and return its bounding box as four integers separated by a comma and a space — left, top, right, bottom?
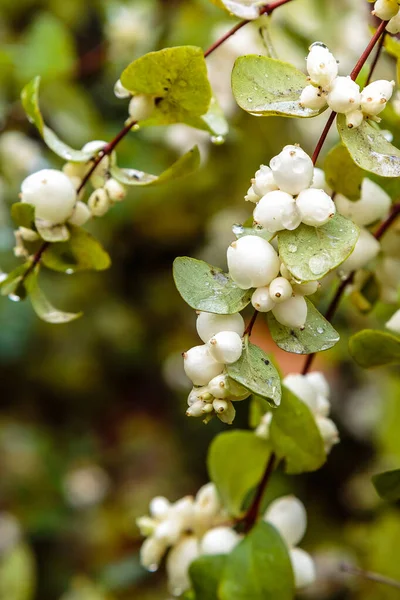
316, 416, 340, 453
292, 281, 319, 296
196, 312, 244, 344
68, 201, 91, 226
114, 79, 131, 99
208, 331, 243, 364
373, 0, 399, 20
335, 178, 391, 227
327, 76, 361, 114
81, 140, 110, 188
251, 287, 276, 312
253, 190, 301, 232
387, 11, 400, 33
270, 145, 314, 195
264, 495, 307, 547
339, 228, 381, 274
386, 309, 400, 334
299, 85, 327, 110
296, 188, 336, 227
88, 188, 110, 217
200, 527, 241, 555
284, 373, 319, 414
244, 186, 260, 203
346, 109, 364, 129
269, 277, 293, 303
252, 165, 278, 197
21, 169, 77, 224
289, 548, 316, 589
129, 94, 155, 122
104, 178, 126, 202
360, 80, 395, 117
183, 345, 224, 386
272, 295, 308, 328
227, 236, 280, 290
306, 43, 338, 88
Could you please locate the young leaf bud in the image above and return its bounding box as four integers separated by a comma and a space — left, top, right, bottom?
270, 145, 314, 195
272, 295, 308, 328
269, 277, 293, 303
327, 76, 361, 114
196, 312, 245, 344
208, 331, 243, 364
264, 495, 307, 547
253, 190, 301, 232
227, 236, 280, 290
88, 188, 110, 217
296, 188, 336, 227
183, 345, 224, 386
21, 169, 77, 224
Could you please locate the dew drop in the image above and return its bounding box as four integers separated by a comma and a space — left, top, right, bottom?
0, 273, 7, 283
211, 135, 225, 145
309, 251, 331, 275
247, 97, 253, 103
8, 293, 21, 302
66, 268, 74, 275
288, 244, 297, 253
232, 224, 244, 237
317, 326, 324, 334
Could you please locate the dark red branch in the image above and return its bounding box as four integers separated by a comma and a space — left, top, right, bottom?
243, 453, 276, 532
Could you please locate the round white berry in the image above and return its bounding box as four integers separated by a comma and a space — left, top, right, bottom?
68, 201, 91, 226
387, 11, 400, 33
196, 312, 245, 344
253, 190, 301, 232
244, 185, 260, 203
166, 535, 200, 596
316, 416, 340, 453
227, 236, 280, 290
208, 374, 232, 399
217, 400, 236, 425
360, 79, 395, 116
252, 165, 278, 197
296, 188, 336, 227
386, 308, 400, 334
186, 400, 207, 417
306, 372, 330, 402
373, 0, 399, 20
114, 79, 131, 99
311, 168, 330, 193
346, 109, 364, 129
339, 228, 381, 274
306, 43, 338, 88
264, 495, 307, 547
280, 263, 292, 280
289, 548, 316, 589
251, 287, 276, 312
327, 76, 361, 114
269, 277, 293, 303
208, 331, 243, 364
213, 398, 229, 413
299, 85, 327, 110
270, 145, 314, 196
21, 169, 77, 224
336, 179, 391, 227
187, 386, 212, 406
129, 94, 155, 122
272, 295, 308, 329
150, 496, 171, 520
88, 188, 110, 217
200, 527, 241, 556
292, 281, 319, 296
104, 178, 126, 202
183, 345, 224, 386
283, 373, 319, 414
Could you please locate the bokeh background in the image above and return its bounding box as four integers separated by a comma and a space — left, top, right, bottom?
0, 0, 400, 598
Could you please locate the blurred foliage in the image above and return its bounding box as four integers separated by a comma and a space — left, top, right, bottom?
0, 0, 400, 598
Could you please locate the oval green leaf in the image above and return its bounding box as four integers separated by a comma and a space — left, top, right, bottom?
120, 46, 212, 125
232, 56, 324, 118
269, 387, 326, 474
267, 299, 340, 354
24, 269, 82, 323
278, 214, 359, 282
219, 521, 294, 600
324, 144, 364, 200
226, 339, 281, 406
173, 257, 252, 314
189, 555, 227, 600
11, 203, 36, 230
42, 226, 111, 273
372, 469, 400, 502
207, 430, 271, 517
110, 146, 200, 187
349, 329, 400, 368
337, 114, 400, 177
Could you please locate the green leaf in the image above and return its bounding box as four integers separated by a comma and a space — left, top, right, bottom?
349, 329, 400, 368
278, 214, 359, 282
21, 77, 92, 162
186, 97, 229, 137
209, 0, 265, 19
120, 46, 212, 125
110, 146, 200, 186
41, 226, 111, 273
189, 555, 227, 600
173, 257, 252, 315
267, 299, 340, 354
324, 144, 364, 200
227, 340, 281, 406
232, 224, 275, 242
24, 269, 81, 324
232, 56, 325, 118
11, 204, 36, 230
207, 430, 271, 517
269, 386, 326, 474
372, 469, 400, 502
0, 264, 30, 297
337, 114, 400, 177
219, 522, 294, 600
0, 543, 36, 600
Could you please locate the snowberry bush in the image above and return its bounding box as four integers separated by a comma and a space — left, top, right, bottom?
1, 0, 400, 597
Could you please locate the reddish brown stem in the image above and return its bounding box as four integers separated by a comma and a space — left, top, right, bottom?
204, 0, 295, 58
311, 111, 336, 165
341, 563, 400, 590
244, 309, 259, 337
243, 453, 276, 532
365, 31, 386, 87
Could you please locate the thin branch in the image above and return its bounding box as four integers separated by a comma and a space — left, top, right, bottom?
312, 111, 337, 165
244, 309, 259, 337
243, 453, 276, 532
373, 201, 400, 240
204, 0, 295, 58
341, 563, 400, 590
365, 31, 386, 86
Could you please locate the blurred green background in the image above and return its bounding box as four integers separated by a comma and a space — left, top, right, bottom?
0, 0, 400, 598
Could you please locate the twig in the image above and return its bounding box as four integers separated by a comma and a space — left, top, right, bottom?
244, 309, 259, 337
243, 453, 276, 532
204, 0, 295, 58
341, 563, 400, 590
365, 31, 386, 87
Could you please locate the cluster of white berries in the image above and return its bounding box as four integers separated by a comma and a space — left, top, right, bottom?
373, 0, 400, 33
245, 145, 336, 230
336, 178, 390, 275
256, 372, 339, 454
14, 140, 128, 253
183, 312, 250, 424
300, 43, 395, 128
137, 483, 237, 596
138, 486, 316, 595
